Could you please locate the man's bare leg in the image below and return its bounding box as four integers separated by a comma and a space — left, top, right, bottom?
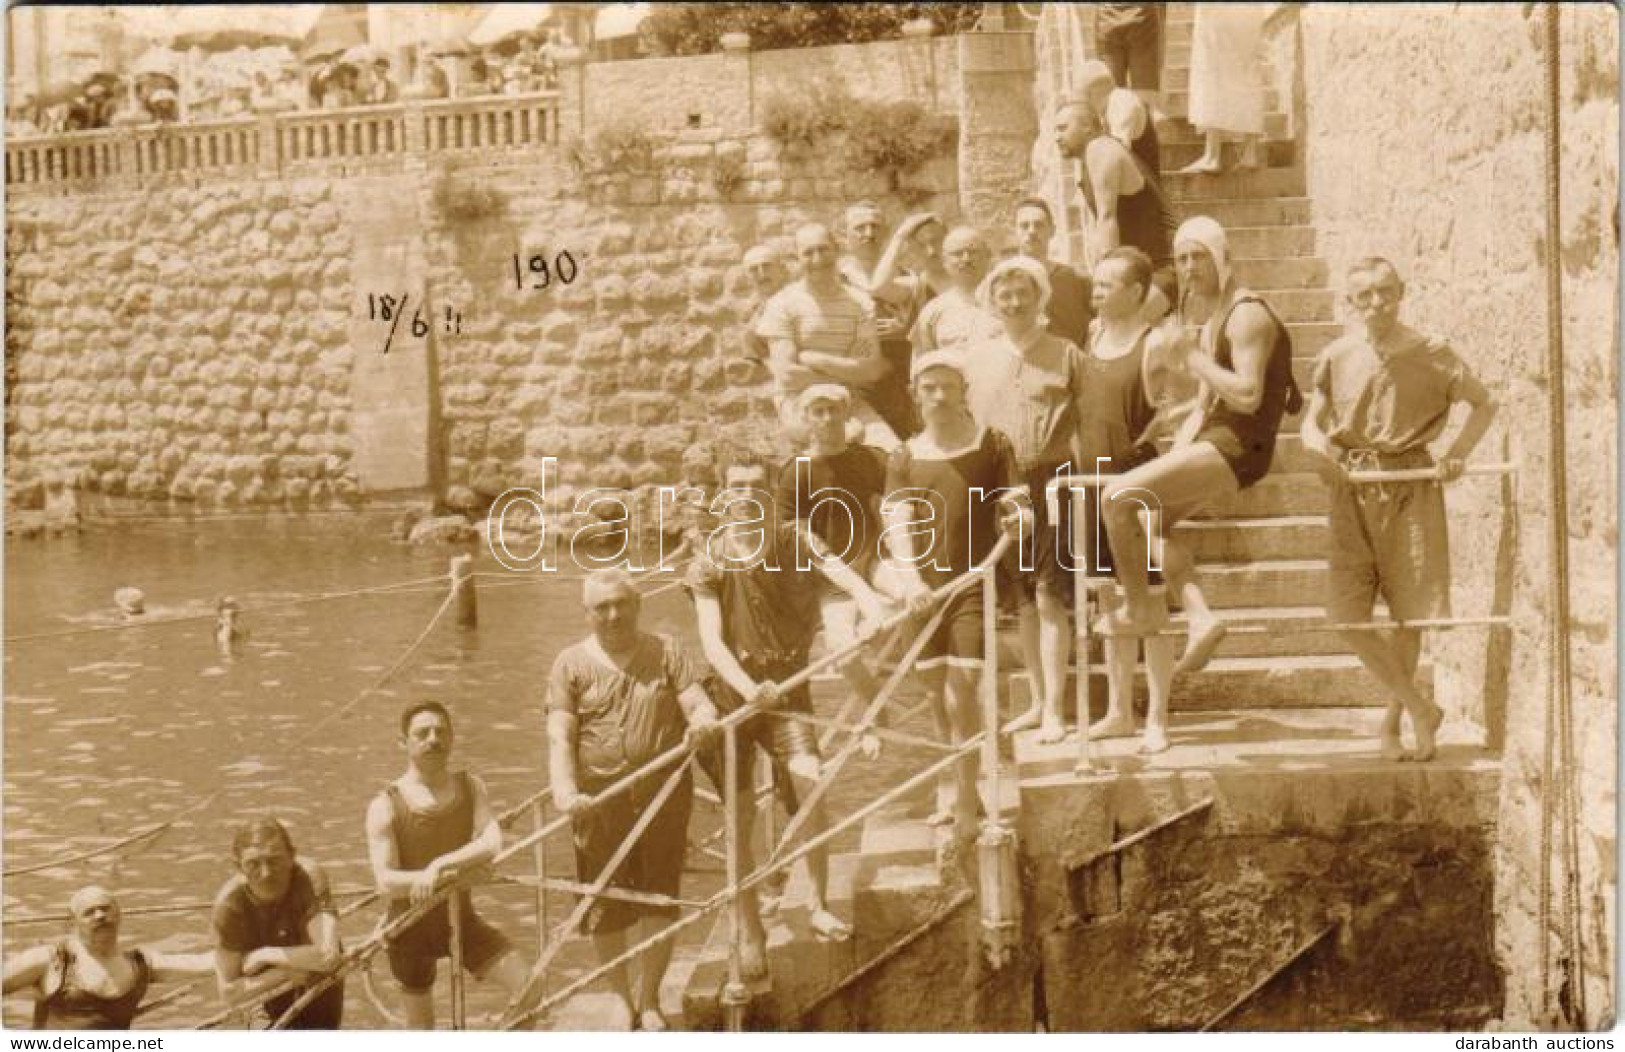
633, 914, 679, 1030
1036, 593, 1072, 743
589, 930, 637, 1029
1093, 633, 1139, 739
1340, 626, 1439, 761
401, 988, 435, 1030
483, 950, 541, 1030
1162, 536, 1227, 675
1142, 630, 1176, 754
920, 667, 954, 826
945, 664, 982, 841
1007, 603, 1046, 733
1103, 444, 1228, 633
787, 755, 852, 942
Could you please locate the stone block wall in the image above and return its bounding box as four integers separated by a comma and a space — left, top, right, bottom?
418, 132, 959, 513
5, 181, 361, 511
1281, 3, 1618, 1027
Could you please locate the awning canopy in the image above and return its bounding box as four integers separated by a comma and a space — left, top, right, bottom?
468, 4, 555, 48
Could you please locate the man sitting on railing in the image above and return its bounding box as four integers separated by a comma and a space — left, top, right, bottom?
547, 571, 722, 1031
365, 701, 540, 1029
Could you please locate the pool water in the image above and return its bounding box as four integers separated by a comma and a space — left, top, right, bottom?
2, 521, 937, 1029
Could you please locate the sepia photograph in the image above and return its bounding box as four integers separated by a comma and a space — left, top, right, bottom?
1, 0, 1618, 1038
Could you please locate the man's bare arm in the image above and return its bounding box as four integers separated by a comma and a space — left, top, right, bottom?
1085, 138, 1125, 263
1187, 302, 1276, 414
365, 794, 420, 899
1438, 371, 1498, 480
2, 945, 53, 995
547, 709, 585, 809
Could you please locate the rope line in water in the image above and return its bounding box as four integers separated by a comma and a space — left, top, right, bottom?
3, 587, 458, 879
2, 574, 449, 645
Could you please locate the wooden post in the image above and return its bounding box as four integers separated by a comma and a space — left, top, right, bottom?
450, 554, 477, 629
722, 722, 749, 1031
448, 891, 466, 1029
531, 801, 549, 972
1072, 485, 1095, 775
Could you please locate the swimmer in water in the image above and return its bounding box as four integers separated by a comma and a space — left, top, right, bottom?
114, 588, 145, 620
215, 597, 246, 651
3, 885, 212, 1029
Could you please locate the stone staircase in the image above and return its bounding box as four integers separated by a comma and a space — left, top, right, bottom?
1143, 2, 1408, 712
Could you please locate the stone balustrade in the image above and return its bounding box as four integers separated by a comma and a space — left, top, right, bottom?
5, 91, 564, 188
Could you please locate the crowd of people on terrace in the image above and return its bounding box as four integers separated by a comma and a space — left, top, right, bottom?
6, 28, 571, 138
3, 3, 1500, 1034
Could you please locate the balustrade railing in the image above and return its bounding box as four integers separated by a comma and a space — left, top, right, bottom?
4, 90, 563, 188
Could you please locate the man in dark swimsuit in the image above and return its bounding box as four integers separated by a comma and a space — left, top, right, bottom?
1101, 216, 1299, 674
212, 817, 344, 1028
3, 886, 211, 1029
365, 701, 539, 1029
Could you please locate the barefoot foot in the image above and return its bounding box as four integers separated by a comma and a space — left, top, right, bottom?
1178, 155, 1224, 175
1140, 725, 1170, 754
1088, 713, 1138, 740
1004, 704, 1042, 734
637, 1008, 669, 1032
1405, 704, 1444, 762
1037, 714, 1068, 744
1174, 618, 1228, 675
809, 908, 853, 943
1379, 732, 1405, 762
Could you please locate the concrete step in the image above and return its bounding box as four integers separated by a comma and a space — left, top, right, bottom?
1165, 163, 1306, 201
1179, 195, 1310, 228
680, 807, 958, 1030
1163, 87, 1282, 117
1189, 473, 1328, 518
1175, 514, 1325, 563
1223, 224, 1317, 259
1156, 110, 1288, 144
1285, 321, 1343, 358
1245, 287, 1334, 323
1192, 606, 1358, 659
1161, 136, 1297, 172
1154, 432, 1324, 474
1191, 558, 1329, 609
1230, 256, 1329, 290
1171, 654, 1433, 711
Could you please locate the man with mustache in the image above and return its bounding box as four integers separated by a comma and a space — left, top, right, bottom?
3, 886, 211, 1029
365, 701, 539, 1029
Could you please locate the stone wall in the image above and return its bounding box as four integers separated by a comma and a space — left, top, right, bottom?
1279, 4, 1618, 1028
5, 181, 361, 511
4, 36, 968, 519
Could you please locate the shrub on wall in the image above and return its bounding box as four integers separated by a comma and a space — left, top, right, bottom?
640, 2, 981, 56
566, 119, 661, 179
760, 83, 957, 186
429, 168, 508, 225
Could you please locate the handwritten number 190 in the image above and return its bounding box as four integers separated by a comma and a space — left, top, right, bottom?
513, 250, 579, 291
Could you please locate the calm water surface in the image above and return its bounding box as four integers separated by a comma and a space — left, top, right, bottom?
2, 522, 927, 1028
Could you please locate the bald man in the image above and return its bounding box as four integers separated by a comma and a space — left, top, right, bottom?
4, 886, 211, 1029
757, 222, 895, 447
546, 570, 721, 1031
910, 226, 1002, 353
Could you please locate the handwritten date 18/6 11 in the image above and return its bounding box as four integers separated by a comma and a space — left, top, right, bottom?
366, 293, 462, 354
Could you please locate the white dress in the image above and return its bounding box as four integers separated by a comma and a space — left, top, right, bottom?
1187, 3, 1267, 137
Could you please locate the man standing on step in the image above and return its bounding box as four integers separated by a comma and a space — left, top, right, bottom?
365, 701, 540, 1030
1100, 215, 1301, 675
547, 573, 721, 1030
688, 450, 882, 958
1300, 257, 1497, 762
910, 226, 1003, 353
1054, 81, 1176, 317
1094, 4, 1165, 130
838, 203, 922, 441
1012, 196, 1094, 348
757, 223, 893, 448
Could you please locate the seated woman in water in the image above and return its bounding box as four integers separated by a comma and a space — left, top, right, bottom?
3, 885, 212, 1029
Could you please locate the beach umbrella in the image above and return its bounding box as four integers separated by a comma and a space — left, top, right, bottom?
468, 4, 555, 48
131, 47, 182, 79
338, 43, 382, 67
301, 5, 370, 61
